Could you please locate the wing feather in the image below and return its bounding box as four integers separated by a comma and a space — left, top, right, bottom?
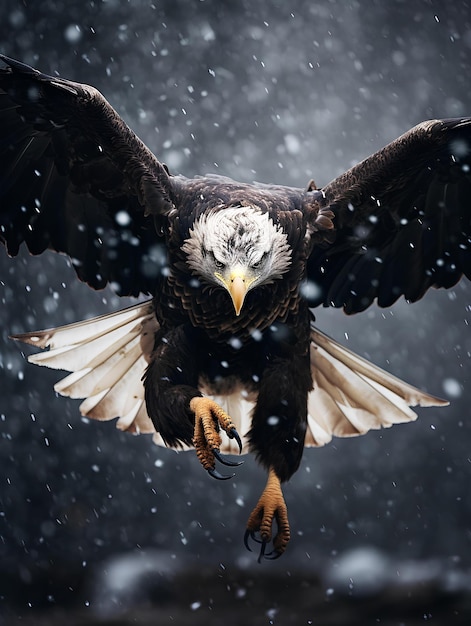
54, 334, 143, 399
0, 54, 173, 296
306, 118, 471, 313
305, 326, 447, 447
12, 301, 447, 454
13, 301, 158, 436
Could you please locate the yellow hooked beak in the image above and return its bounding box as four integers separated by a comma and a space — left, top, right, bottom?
215, 269, 256, 316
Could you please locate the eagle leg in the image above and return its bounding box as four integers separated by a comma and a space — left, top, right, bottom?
244, 467, 290, 562
190, 397, 243, 480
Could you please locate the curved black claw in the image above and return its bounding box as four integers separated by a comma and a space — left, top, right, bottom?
228, 427, 243, 454
256, 540, 268, 564
212, 449, 244, 467
244, 530, 270, 563
244, 530, 263, 549
208, 467, 234, 481
244, 529, 254, 552
244, 530, 280, 562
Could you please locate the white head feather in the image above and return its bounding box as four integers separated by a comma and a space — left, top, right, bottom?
182, 205, 292, 290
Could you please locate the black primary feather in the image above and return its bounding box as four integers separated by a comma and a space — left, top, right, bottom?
306, 118, 471, 312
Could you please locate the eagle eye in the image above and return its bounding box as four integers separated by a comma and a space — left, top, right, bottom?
252, 252, 268, 269
210, 251, 225, 270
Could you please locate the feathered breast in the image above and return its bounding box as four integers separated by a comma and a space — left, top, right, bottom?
156, 177, 310, 341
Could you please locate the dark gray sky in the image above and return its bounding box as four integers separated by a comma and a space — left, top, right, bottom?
1, 0, 471, 616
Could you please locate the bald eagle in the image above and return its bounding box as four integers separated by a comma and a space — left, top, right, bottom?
1, 55, 469, 560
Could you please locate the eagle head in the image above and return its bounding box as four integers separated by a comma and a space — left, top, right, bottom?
182, 206, 292, 315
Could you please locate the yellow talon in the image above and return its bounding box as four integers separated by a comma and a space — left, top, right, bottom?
190, 397, 242, 479
244, 468, 290, 561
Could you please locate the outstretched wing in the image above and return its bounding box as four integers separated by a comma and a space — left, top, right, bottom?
0, 55, 174, 296
306, 118, 471, 313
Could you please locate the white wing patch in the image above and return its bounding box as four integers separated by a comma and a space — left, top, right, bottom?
305, 327, 448, 447
13, 302, 448, 454
13, 301, 158, 437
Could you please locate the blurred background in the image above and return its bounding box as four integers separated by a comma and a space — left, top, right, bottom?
1, 0, 471, 623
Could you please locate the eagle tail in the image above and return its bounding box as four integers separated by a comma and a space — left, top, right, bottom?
305, 326, 448, 447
